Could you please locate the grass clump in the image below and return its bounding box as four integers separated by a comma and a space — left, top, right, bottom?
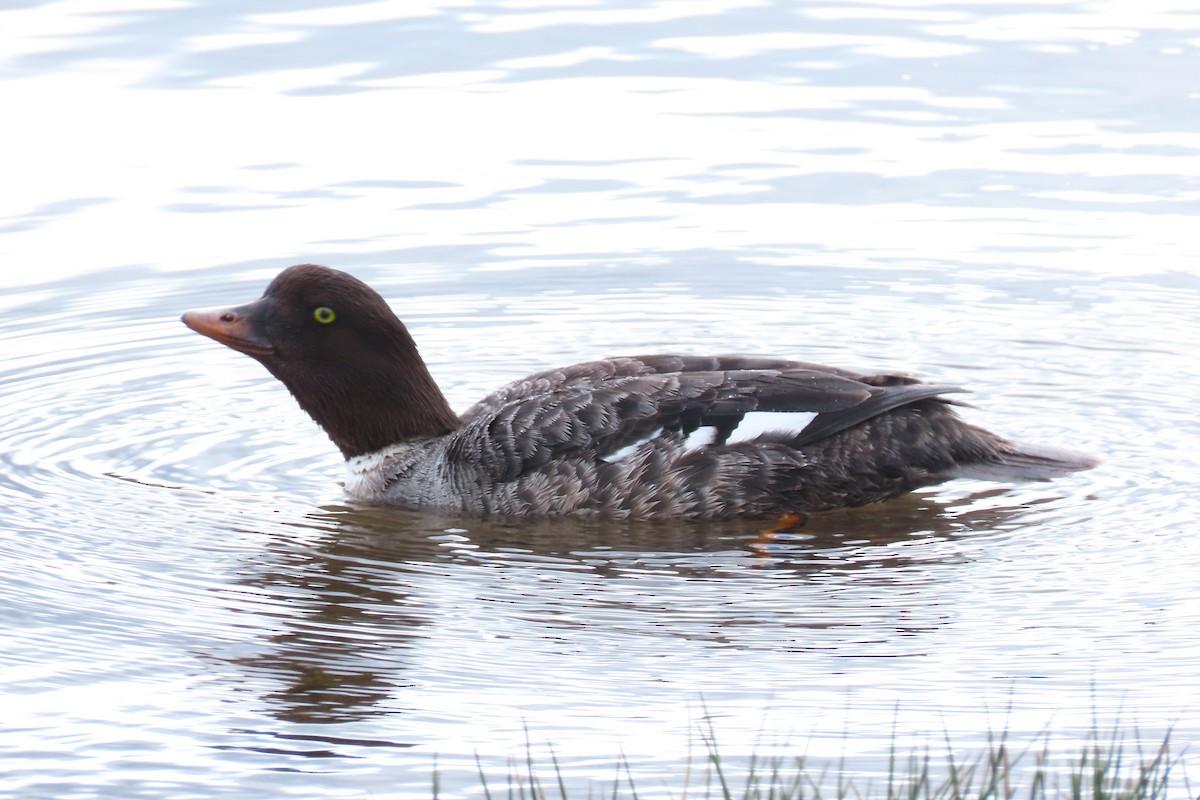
445, 720, 1189, 800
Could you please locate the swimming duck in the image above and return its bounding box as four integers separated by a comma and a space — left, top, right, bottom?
181, 264, 1097, 519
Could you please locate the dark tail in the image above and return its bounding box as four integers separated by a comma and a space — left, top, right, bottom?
949, 440, 1099, 482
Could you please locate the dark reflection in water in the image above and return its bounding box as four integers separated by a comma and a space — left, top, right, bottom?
221, 488, 1049, 727
217, 516, 431, 725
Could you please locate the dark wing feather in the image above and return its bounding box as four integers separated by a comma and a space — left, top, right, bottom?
793, 383, 969, 447
457, 354, 864, 425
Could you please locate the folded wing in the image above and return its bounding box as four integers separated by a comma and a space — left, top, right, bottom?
451, 355, 965, 483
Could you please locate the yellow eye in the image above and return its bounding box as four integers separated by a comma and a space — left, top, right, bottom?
313, 306, 336, 324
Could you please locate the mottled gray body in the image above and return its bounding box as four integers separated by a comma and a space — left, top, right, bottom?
345, 355, 1086, 519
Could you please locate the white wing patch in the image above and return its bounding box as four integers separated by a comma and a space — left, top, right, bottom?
681, 426, 718, 453
599, 412, 820, 464
726, 411, 820, 443
600, 428, 664, 463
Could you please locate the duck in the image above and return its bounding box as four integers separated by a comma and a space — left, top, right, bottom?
181, 264, 1098, 520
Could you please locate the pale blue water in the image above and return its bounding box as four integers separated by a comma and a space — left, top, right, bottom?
2, 2, 1199, 798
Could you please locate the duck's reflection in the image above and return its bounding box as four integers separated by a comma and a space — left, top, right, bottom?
220, 511, 428, 724
219, 488, 1057, 726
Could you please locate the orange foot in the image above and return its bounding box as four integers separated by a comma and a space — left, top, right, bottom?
752, 512, 811, 549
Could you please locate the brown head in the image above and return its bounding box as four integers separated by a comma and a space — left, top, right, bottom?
182, 264, 459, 458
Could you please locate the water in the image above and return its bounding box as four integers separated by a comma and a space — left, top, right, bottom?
2, 1, 1199, 797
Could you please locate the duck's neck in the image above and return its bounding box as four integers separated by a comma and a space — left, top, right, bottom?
274, 328, 460, 460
